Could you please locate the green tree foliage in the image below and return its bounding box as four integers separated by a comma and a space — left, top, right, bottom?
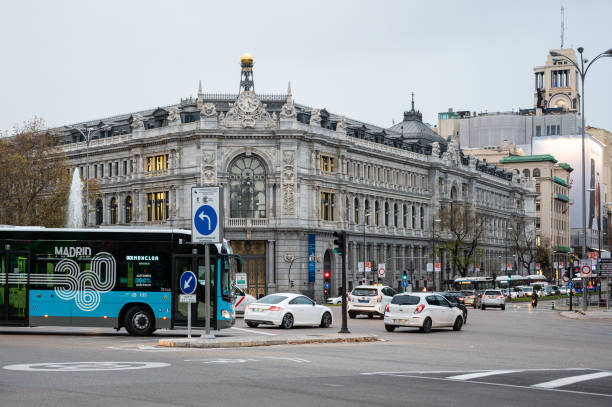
0, 118, 71, 226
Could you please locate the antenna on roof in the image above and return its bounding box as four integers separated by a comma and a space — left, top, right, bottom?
560, 5, 565, 49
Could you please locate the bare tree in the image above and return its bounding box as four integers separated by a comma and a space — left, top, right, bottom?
535, 237, 553, 280
509, 218, 538, 274
0, 118, 71, 227
437, 203, 487, 277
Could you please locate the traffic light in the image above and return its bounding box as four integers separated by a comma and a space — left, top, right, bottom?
333, 231, 346, 256
402, 271, 408, 281
323, 271, 331, 295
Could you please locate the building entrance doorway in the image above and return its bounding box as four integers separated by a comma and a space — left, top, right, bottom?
232, 240, 266, 299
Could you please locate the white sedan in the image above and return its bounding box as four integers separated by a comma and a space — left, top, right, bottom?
244, 293, 333, 329
384, 292, 464, 333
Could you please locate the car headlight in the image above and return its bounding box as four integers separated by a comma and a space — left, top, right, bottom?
221, 310, 231, 319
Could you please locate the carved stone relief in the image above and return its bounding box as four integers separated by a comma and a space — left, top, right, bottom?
130, 114, 144, 130
220, 90, 276, 129
201, 103, 217, 118
309, 109, 321, 126
167, 107, 181, 125
201, 149, 217, 185
282, 150, 296, 215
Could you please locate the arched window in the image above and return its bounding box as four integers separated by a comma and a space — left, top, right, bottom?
394, 203, 398, 227
95, 199, 103, 225
533, 168, 541, 177
229, 155, 267, 218
354, 197, 360, 224
375, 201, 380, 226
450, 186, 457, 201
110, 197, 118, 224
523, 169, 530, 178
365, 200, 370, 225
411, 205, 416, 229
125, 196, 133, 223
403, 204, 407, 228
345, 197, 350, 221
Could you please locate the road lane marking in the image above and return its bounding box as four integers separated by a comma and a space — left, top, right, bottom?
230, 327, 278, 336
263, 357, 310, 363
447, 370, 524, 380
377, 373, 612, 398
532, 371, 612, 389
362, 368, 592, 376
3, 361, 169, 372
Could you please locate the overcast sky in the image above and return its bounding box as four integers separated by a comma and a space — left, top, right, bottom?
1, 0, 611, 134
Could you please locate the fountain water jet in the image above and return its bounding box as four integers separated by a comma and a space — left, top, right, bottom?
66, 168, 84, 228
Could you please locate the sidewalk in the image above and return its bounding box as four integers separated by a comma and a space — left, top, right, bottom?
559, 309, 612, 321
158, 333, 379, 349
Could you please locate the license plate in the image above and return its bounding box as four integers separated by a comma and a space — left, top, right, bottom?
358, 298, 369, 303
252, 308, 263, 312
394, 319, 406, 324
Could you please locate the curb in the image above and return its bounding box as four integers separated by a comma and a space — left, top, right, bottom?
158, 334, 379, 349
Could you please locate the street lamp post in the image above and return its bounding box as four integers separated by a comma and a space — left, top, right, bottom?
431, 215, 441, 290
506, 226, 513, 298
550, 47, 612, 311
67, 125, 109, 227
362, 208, 370, 284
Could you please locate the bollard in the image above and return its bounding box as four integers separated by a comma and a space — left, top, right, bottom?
551, 301, 555, 310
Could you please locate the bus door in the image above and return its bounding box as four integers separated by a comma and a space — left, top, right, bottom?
0, 251, 29, 325
172, 254, 216, 329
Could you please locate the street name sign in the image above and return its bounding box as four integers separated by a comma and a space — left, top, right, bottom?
180, 294, 196, 303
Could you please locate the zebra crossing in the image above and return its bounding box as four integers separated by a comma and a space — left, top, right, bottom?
362, 368, 612, 397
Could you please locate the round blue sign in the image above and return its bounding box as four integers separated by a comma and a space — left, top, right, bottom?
180, 271, 197, 295
324, 282, 330, 289
402, 280, 408, 288
194, 205, 218, 236
567, 281, 574, 289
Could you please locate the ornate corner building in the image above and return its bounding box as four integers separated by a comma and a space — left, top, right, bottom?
56, 54, 536, 301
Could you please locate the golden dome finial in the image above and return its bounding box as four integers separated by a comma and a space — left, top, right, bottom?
240, 53, 254, 66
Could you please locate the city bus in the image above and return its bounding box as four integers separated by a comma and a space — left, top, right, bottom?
495, 275, 529, 289
453, 277, 495, 291
0, 226, 238, 335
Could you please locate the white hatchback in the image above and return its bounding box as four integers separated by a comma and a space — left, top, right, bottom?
244, 293, 333, 329
348, 285, 397, 318
480, 289, 506, 310
383, 292, 464, 333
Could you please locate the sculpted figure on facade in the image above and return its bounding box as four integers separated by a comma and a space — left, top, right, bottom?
201, 102, 217, 118
431, 142, 440, 157
309, 109, 321, 126
201, 150, 217, 185
130, 114, 144, 130
336, 116, 347, 134
279, 82, 297, 120
220, 90, 275, 129
167, 107, 181, 125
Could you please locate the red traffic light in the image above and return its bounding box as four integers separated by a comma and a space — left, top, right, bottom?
323, 271, 331, 279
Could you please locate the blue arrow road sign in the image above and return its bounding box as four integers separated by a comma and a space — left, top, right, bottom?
402, 280, 408, 288
194, 205, 218, 236
180, 271, 197, 295
567, 281, 574, 289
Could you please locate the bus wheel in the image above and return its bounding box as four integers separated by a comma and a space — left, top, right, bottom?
125, 306, 155, 336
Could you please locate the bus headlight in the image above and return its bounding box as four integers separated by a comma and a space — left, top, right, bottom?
221, 310, 231, 319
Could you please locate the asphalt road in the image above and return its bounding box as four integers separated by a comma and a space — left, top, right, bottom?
1, 303, 611, 407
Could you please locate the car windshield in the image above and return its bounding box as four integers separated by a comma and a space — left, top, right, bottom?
353, 288, 377, 296
461, 291, 474, 296
255, 295, 287, 304
391, 295, 420, 305
485, 290, 501, 295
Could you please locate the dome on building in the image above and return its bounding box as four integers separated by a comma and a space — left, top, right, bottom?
240, 53, 254, 66
387, 94, 446, 145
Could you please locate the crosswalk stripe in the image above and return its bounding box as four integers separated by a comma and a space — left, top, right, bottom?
447, 370, 523, 380
532, 371, 612, 389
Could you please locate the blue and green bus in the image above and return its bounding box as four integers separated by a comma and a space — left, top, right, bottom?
0, 226, 238, 335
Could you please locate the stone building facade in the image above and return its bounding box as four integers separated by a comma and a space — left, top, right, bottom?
57, 56, 536, 301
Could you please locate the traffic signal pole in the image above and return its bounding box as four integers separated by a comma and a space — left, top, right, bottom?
334, 231, 350, 334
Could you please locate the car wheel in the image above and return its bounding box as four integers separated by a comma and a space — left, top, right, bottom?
319, 312, 332, 328
124, 306, 155, 336
281, 313, 294, 329
501, 305, 505, 311
348, 311, 356, 319
246, 321, 259, 328
453, 316, 463, 331
368, 313, 374, 319
419, 317, 432, 333
385, 324, 396, 332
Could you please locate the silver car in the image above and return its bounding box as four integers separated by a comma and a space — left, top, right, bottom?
384, 293, 464, 333
480, 289, 506, 310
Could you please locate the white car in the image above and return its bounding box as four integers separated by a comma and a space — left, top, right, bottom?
244, 293, 333, 329
327, 296, 342, 305
233, 286, 256, 316
384, 292, 464, 333
348, 285, 397, 318
480, 289, 506, 310
518, 285, 534, 297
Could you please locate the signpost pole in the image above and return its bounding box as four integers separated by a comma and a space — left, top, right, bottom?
204, 243, 212, 338
188, 302, 192, 339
